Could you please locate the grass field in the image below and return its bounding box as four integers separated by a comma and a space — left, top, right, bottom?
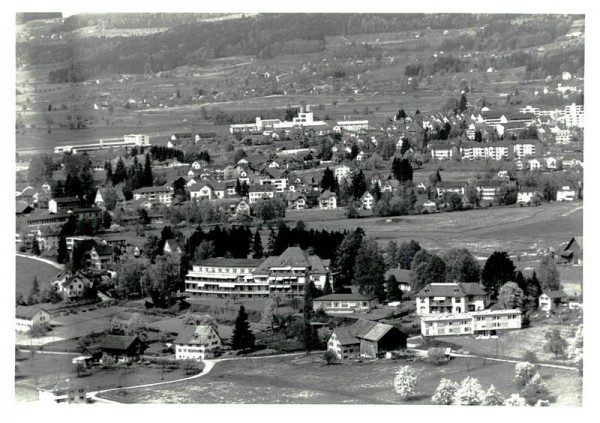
98, 354, 581, 405
15, 255, 60, 296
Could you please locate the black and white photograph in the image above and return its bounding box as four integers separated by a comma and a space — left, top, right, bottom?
10, 2, 592, 410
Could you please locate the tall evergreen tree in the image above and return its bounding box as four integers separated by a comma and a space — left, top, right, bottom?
459, 93, 468, 113
252, 230, 264, 259
104, 160, 113, 186
231, 305, 255, 352
352, 170, 367, 199
28, 276, 40, 305
143, 153, 153, 187
354, 239, 386, 301
31, 238, 41, 256
481, 251, 516, 296
387, 275, 403, 302
320, 167, 337, 193
113, 157, 127, 185
322, 278, 333, 295
57, 236, 68, 264
266, 229, 277, 257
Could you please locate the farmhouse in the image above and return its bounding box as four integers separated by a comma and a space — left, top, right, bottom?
327, 320, 408, 360
38, 380, 88, 404
16, 305, 50, 333
174, 325, 221, 360
539, 290, 569, 312
52, 271, 93, 300
99, 335, 144, 364
318, 190, 337, 209
415, 283, 488, 315
383, 268, 412, 292
312, 293, 378, 314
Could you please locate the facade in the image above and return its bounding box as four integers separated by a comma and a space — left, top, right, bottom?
436, 181, 468, 198
318, 190, 337, 209
557, 185, 576, 202
564, 103, 584, 128
16, 306, 50, 333
430, 144, 455, 160
90, 245, 114, 270
190, 183, 215, 200
132, 186, 173, 205
512, 142, 537, 159
174, 325, 221, 360
48, 197, 83, 214
185, 258, 267, 299
476, 180, 504, 202
415, 283, 489, 315
52, 271, 93, 300
420, 309, 522, 337
539, 290, 568, 312
516, 190, 541, 206
312, 293, 378, 314
383, 268, 412, 292
327, 319, 408, 360
38, 380, 88, 404
334, 165, 352, 182
99, 335, 144, 364
360, 192, 375, 210
123, 134, 150, 146
334, 120, 369, 133
248, 185, 276, 204
94, 188, 125, 209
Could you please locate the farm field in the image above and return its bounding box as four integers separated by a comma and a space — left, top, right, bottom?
15, 255, 61, 297
293, 201, 582, 259
99, 354, 581, 405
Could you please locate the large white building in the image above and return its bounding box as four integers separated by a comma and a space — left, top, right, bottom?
16, 306, 50, 333
512, 142, 537, 159
334, 120, 369, 133
564, 103, 584, 128
229, 110, 328, 134
415, 283, 489, 315
123, 134, 150, 146
420, 309, 522, 337
334, 165, 352, 182
184, 247, 332, 299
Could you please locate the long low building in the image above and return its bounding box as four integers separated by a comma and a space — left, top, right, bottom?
184, 247, 332, 299
420, 309, 522, 337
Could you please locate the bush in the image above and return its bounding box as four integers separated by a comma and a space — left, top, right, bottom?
522, 350, 538, 364
514, 362, 536, 386
323, 350, 337, 365
427, 348, 449, 366
521, 373, 553, 406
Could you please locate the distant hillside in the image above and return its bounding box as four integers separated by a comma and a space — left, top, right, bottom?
15, 13, 582, 84
16, 12, 62, 24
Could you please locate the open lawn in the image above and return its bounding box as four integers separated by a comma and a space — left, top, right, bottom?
15, 255, 60, 296
15, 349, 191, 402
99, 354, 581, 405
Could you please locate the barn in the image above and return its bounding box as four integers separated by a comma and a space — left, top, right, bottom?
328, 319, 408, 359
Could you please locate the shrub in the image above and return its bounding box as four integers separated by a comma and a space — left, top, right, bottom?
505, 394, 528, 406
323, 350, 337, 365
427, 348, 448, 366
482, 385, 505, 406
522, 350, 538, 364
514, 362, 536, 386
521, 373, 552, 406
453, 377, 484, 405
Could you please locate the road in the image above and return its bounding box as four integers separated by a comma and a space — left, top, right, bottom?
16, 253, 64, 270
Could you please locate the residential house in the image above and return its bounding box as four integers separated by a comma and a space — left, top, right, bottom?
35, 226, 60, 251
234, 199, 251, 216
476, 180, 504, 203
557, 185, 576, 202
334, 165, 352, 182
421, 199, 438, 213
287, 192, 307, 210
16, 200, 34, 216
38, 380, 88, 404
16, 305, 50, 333
360, 192, 375, 210
132, 186, 173, 205
90, 244, 114, 270
430, 143, 456, 160
327, 319, 408, 360
559, 236, 583, 265
318, 190, 337, 209
544, 157, 557, 170
415, 283, 489, 315
163, 239, 182, 255
248, 184, 275, 204
382, 179, 400, 193
436, 181, 468, 199
528, 158, 541, 170
383, 269, 412, 292
52, 271, 93, 300
99, 335, 144, 364
312, 293, 378, 314
564, 103, 584, 128
420, 309, 522, 337
512, 141, 537, 159
516, 190, 541, 206
94, 188, 125, 209
190, 183, 215, 200
539, 290, 569, 312
48, 197, 83, 214
174, 325, 221, 360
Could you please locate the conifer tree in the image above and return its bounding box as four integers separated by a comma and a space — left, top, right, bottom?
31, 238, 41, 256
252, 230, 264, 259
322, 278, 333, 295
143, 153, 153, 187
28, 276, 40, 305
231, 305, 255, 352
113, 157, 127, 185
387, 274, 403, 302
57, 236, 68, 264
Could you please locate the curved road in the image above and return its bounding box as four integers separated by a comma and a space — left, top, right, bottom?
16, 253, 64, 271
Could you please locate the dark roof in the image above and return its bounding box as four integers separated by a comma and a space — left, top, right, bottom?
314, 293, 377, 302
16, 305, 47, 320
99, 335, 139, 351
319, 189, 337, 200
254, 247, 328, 275
563, 237, 583, 253
437, 181, 468, 188
92, 243, 113, 256
543, 290, 568, 299
173, 325, 219, 345
476, 180, 504, 188
384, 269, 411, 284
416, 283, 487, 298
249, 184, 276, 193
197, 258, 265, 268
132, 186, 172, 194
51, 197, 82, 204
16, 201, 33, 214
333, 326, 360, 346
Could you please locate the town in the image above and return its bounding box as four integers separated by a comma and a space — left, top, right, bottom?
15, 12, 583, 407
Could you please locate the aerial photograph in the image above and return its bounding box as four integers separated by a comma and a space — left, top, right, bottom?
14, 10, 584, 407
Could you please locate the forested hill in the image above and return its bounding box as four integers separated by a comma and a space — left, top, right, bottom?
16, 13, 582, 83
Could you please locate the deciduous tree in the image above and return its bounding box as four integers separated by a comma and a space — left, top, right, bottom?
432, 378, 459, 405
498, 282, 525, 309
453, 377, 484, 405
394, 366, 418, 398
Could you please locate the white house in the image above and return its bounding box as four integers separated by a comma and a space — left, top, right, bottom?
539, 290, 568, 312
16, 306, 50, 333
415, 283, 488, 315
516, 190, 541, 206
312, 293, 378, 314
421, 309, 522, 338
334, 165, 352, 182
528, 159, 541, 170
360, 192, 375, 210
52, 271, 93, 300
190, 183, 215, 200
557, 185, 576, 202
319, 190, 337, 209
174, 325, 221, 360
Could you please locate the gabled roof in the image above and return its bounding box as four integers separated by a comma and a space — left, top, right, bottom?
384, 268, 411, 284
437, 181, 468, 188
319, 189, 337, 200
173, 325, 219, 345
132, 185, 172, 194
50, 196, 82, 204
314, 293, 376, 302
16, 305, 47, 320
360, 191, 374, 201
164, 239, 182, 252
542, 290, 568, 299
415, 282, 487, 298
197, 258, 265, 268
249, 184, 275, 193
92, 243, 113, 256
254, 247, 327, 274
332, 326, 361, 346
99, 334, 139, 351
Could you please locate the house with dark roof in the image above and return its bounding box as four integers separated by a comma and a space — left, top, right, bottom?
539, 290, 569, 312
132, 185, 174, 205
383, 269, 411, 292
287, 192, 307, 210
16, 305, 50, 333
318, 190, 337, 209
38, 379, 88, 404
312, 293, 378, 314
48, 197, 83, 214
99, 335, 144, 364
560, 236, 582, 265
94, 188, 125, 209
174, 325, 221, 360
90, 244, 114, 270
327, 319, 407, 359
415, 283, 489, 315
52, 271, 93, 300
163, 239, 182, 255
16, 200, 34, 216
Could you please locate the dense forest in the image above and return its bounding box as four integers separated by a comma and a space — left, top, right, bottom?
14, 13, 581, 83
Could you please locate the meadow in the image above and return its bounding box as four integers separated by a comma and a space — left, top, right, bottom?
15, 255, 60, 297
